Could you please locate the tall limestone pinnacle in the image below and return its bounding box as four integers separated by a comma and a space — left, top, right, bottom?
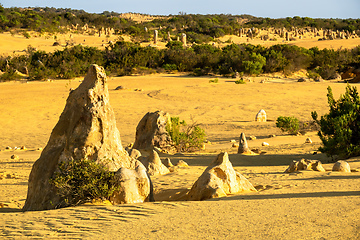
23, 64, 135, 211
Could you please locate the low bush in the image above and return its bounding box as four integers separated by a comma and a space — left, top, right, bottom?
50, 158, 119, 207
0, 69, 23, 81
209, 78, 218, 83
235, 79, 245, 84
276, 116, 300, 134
166, 117, 206, 152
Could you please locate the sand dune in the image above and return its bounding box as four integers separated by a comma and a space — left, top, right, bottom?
1, 72, 360, 239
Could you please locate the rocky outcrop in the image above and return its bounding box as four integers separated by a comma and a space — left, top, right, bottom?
140, 150, 170, 176
187, 152, 256, 201
133, 111, 176, 153
110, 160, 153, 204
23, 65, 140, 211
285, 159, 326, 173
237, 133, 255, 155
255, 109, 267, 122
332, 160, 351, 173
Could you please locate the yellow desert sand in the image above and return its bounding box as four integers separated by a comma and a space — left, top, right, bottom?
0, 35, 360, 239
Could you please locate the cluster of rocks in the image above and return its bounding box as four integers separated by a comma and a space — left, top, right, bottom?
66, 24, 115, 37
285, 159, 352, 173
22, 64, 256, 211
237, 26, 359, 42
5, 146, 27, 150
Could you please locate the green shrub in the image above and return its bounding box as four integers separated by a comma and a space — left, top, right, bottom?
163, 63, 177, 71
50, 158, 119, 207
276, 116, 300, 134
312, 85, 360, 159
166, 117, 206, 152
0, 69, 23, 81
235, 79, 245, 84
209, 78, 218, 83
22, 31, 31, 39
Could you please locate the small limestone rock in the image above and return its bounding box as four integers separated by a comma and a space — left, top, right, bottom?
285, 159, 326, 173
5, 146, 12, 150
249, 136, 256, 140
251, 148, 262, 154
37, 147, 43, 151
115, 86, 126, 90
262, 142, 270, 146
20, 146, 27, 150
297, 78, 307, 82
305, 138, 312, 143
162, 158, 173, 168
332, 160, 351, 173
128, 148, 142, 160
255, 109, 267, 122
140, 150, 170, 176
187, 152, 256, 201
110, 161, 153, 204
232, 143, 239, 148
238, 133, 254, 154
10, 155, 19, 160
176, 160, 189, 168
268, 134, 276, 138
230, 139, 236, 143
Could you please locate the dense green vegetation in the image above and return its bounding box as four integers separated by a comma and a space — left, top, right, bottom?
0, 5, 359, 81
1, 40, 359, 81
312, 85, 360, 159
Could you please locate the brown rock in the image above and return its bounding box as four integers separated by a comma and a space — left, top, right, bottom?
332, 160, 351, 173
255, 109, 267, 122
110, 160, 153, 204
162, 158, 173, 168
133, 111, 176, 153
10, 154, 19, 160
23, 65, 136, 211
285, 159, 326, 173
187, 152, 256, 201
140, 150, 170, 176
237, 133, 254, 154
298, 78, 307, 82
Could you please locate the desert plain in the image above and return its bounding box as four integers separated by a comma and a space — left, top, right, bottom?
0, 32, 360, 239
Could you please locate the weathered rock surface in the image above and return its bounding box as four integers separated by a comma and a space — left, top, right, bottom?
110, 160, 153, 204
133, 111, 176, 153
285, 159, 326, 173
162, 158, 173, 168
23, 64, 137, 211
237, 133, 255, 154
128, 148, 142, 160
255, 109, 267, 122
332, 160, 351, 173
187, 152, 256, 201
140, 150, 170, 176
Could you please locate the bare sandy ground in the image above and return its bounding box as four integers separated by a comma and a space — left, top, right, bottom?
0, 72, 360, 239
